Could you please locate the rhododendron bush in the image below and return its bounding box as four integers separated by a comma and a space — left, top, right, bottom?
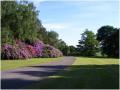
1, 40, 63, 60
33, 41, 44, 57
42, 45, 63, 58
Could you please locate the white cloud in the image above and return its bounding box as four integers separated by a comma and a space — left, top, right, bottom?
42, 23, 68, 31
28, 0, 46, 8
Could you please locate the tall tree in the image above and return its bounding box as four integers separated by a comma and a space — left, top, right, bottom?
68, 45, 77, 56
77, 29, 99, 56
47, 31, 59, 47
36, 19, 48, 43
97, 25, 119, 58
57, 39, 70, 56
1, 1, 39, 44
1, 1, 17, 44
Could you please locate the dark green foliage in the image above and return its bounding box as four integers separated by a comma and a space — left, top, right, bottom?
35, 19, 48, 44
77, 29, 99, 56
57, 39, 70, 56
68, 46, 78, 56
97, 26, 115, 41
37, 26, 48, 43
1, 1, 17, 44
97, 26, 119, 58
1, 1, 39, 44
47, 31, 59, 47
1, 27, 15, 44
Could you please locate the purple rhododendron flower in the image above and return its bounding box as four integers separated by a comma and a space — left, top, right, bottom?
33, 40, 44, 57
1, 40, 63, 60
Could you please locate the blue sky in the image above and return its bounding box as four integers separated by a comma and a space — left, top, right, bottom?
30, 0, 119, 46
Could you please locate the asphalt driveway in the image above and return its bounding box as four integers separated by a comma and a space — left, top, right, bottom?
1, 56, 75, 89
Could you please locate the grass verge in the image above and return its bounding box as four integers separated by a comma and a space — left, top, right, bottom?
1, 57, 62, 71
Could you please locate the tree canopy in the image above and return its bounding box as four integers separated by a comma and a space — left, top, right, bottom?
1, 1, 61, 47
97, 25, 119, 58
1, 1, 39, 44
77, 29, 99, 56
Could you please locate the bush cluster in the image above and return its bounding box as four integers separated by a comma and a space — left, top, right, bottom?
1, 40, 63, 60
42, 45, 63, 58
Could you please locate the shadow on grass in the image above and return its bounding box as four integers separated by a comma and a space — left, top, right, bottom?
26, 64, 119, 89
1, 64, 119, 89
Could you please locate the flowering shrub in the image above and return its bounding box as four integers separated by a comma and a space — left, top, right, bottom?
33, 40, 44, 57
26, 45, 36, 57
15, 40, 32, 59
19, 47, 32, 59
1, 44, 32, 59
42, 45, 63, 58
1, 44, 20, 59
1, 40, 63, 60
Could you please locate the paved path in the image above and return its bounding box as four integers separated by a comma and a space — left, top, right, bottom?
1, 56, 75, 89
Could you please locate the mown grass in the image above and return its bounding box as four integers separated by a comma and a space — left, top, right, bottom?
73, 57, 119, 65
1, 57, 62, 71
26, 57, 119, 89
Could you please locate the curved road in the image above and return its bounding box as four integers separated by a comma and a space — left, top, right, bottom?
1, 56, 75, 89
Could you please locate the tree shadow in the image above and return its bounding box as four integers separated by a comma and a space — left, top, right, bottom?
1, 65, 69, 89
1, 64, 119, 89
10, 65, 68, 77
25, 64, 119, 89
1, 78, 38, 89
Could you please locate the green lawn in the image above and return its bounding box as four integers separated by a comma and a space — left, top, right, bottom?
26, 57, 119, 89
1, 57, 62, 71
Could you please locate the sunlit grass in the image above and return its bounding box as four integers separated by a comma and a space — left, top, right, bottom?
73, 57, 119, 65
1, 57, 63, 71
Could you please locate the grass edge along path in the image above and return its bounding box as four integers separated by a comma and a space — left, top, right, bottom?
73, 57, 119, 65
1, 57, 63, 71
49, 57, 119, 79
25, 57, 119, 89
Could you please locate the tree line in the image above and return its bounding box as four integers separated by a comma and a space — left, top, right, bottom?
1, 1, 119, 58
64, 26, 119, 58
1, 1, 65, 48
1, 1, 63, 59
